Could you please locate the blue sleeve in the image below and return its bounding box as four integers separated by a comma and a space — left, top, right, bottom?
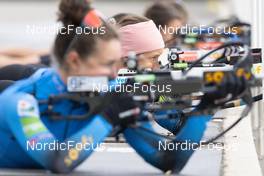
123, 114, 212, 173
153, 109, 183, 135
1, 92, 112, 173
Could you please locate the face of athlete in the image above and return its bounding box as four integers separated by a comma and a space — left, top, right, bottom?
137, 48, 164, 70
117, 48, 164, 71
65, 39, 122, 79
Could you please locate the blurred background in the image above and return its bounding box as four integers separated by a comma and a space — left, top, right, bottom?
0, 1, 264, 175
0, 0, 255, 50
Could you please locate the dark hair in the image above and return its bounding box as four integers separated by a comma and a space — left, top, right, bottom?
145, 0, 188, 28
53, 0, 119, 68
112, 13, 149, 27
58, 0, 92, 26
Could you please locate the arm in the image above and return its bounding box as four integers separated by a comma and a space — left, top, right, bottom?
123, 113, 211, 173
1, 92, 112, 173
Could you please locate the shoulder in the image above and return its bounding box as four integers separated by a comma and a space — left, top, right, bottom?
1, 68, 54, 95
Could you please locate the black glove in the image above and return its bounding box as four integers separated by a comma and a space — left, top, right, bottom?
101, 92, 141, 128
199, 72, 247, 109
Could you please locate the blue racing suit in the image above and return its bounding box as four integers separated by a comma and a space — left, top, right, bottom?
0, 68, 112, 172
0, 68, 212, 173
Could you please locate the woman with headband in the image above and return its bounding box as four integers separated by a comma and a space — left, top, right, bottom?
113, 15, 210, 171
112, 14, 165, 71
111, 13, 185, 134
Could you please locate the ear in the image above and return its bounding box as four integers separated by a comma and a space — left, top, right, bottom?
65, 51, 81, 72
